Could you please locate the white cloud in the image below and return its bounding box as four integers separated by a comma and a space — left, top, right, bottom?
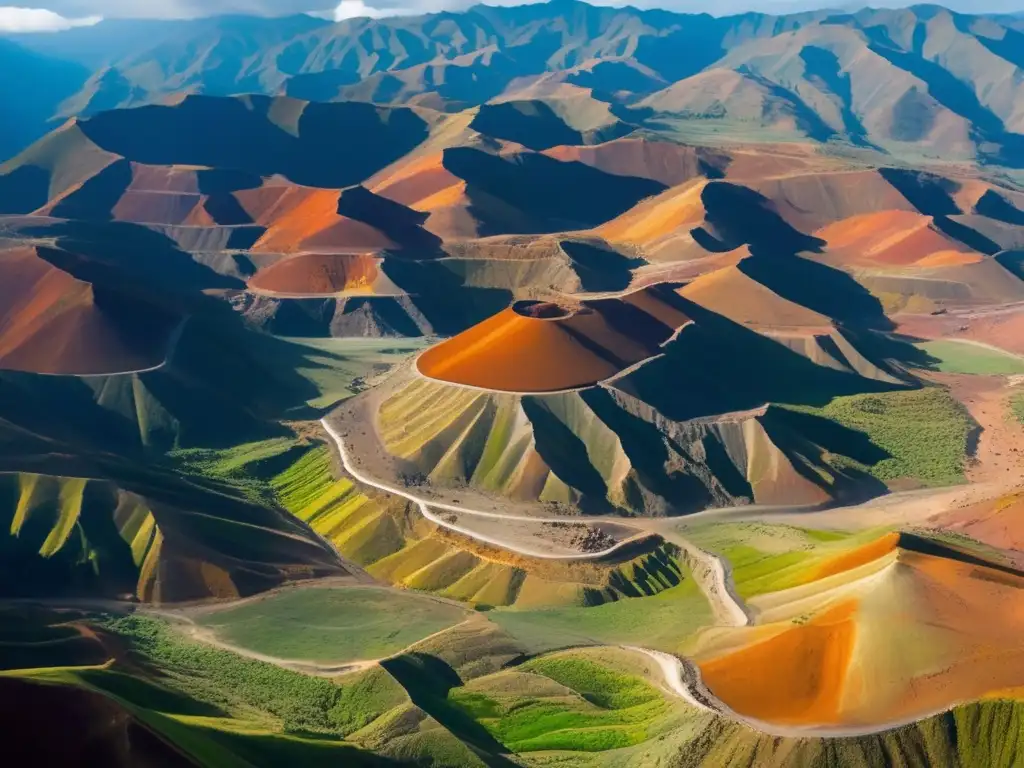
331, 0, 425, 19
0, 6, 101, 31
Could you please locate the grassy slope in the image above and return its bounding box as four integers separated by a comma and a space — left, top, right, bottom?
80, 613, 480, 767
196, 586, 467, 664
449, 651, 683, 753
918, 341, 1024, 376
787, 388, 974, 486
490, 565, 712, 655
680, 523, 885, 599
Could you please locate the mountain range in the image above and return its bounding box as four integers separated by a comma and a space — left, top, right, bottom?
4, 2, 1024, 170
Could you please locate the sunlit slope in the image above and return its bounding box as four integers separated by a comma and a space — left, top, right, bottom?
363, 367, 878, 516
373, 145, 666, 239
417, 288, 691, 393
544, 136, 729, 187
271, 443, 684, 608
0, 245, 181, 375
0, 466, 351, 603
697, 534, 1024, 729
248, 253, 404, 296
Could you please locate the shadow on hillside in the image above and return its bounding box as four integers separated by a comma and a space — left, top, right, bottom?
561, 239, 644, 292
442, 147, 666, 234
866, 31, 1024, 168
79, 96, 431, 188
616, 298, 908, 423
878, 168, 1003, 254
470, 101, 584, 151
581, 387, 752, 513
381, 653, 516, 761
27, 219, 244, 295
0, 165, 52, 214
899, 533, 1024, 578
800, 46, 877, 148
338, 186, 443, 253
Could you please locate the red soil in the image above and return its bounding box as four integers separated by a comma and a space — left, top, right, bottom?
931, 491, 1024, 562
817, 210, 981, 268
247, 187, 396, 254
0, 247, 178, 375
371, 153, 464, 210
417, 289, 690, 392
248, 252, 384, 295
544, 138, 708, 186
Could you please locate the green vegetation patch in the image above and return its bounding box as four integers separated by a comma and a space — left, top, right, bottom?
1012, 391, 1024, 425
196, 586, 467, 664
448, 653, 673, 753
490, 567, 712, 655
918, 340, 1024, 376
680, 522, 885, 599
787, 387, 974, 486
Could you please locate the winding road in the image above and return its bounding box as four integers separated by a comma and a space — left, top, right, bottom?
321, 418, 646, 562
320, 417, 753, 622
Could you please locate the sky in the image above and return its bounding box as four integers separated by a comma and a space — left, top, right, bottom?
0, 0, 1020, 32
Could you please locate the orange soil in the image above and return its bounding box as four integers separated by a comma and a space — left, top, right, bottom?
417, 290, 689, 392
248, 253, 383, 295
247, 187, 396, 254
234, 184, 301, 224
597, 179, 708, 246
750, 170, 915, 232
708, 543, 1024, 727
679, 261, 832, 328
371, 153, 464, 210
812, 532, 900, 581
817, 210, 981, 268
864, 550, 1024, 722
0, 247, 175, 374
699, 599, 858, 725
543, 138, 706, 186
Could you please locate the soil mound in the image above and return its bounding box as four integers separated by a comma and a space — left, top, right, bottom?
248, 252, 402, 296
679, 261, 832, 329
818, 210, 981, 268
544, 137, 726, 186
0, 246, 180, 375
700, 540, 1024, 728
417, 287, 690, 392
